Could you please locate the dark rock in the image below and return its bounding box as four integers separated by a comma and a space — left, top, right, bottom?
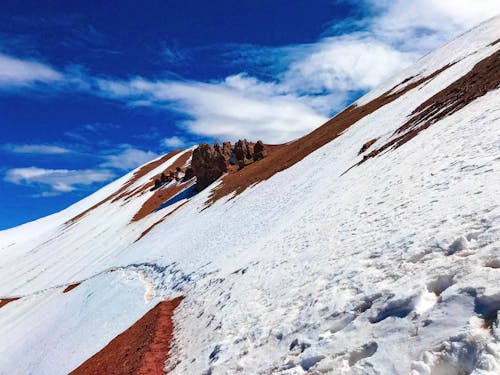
253, 140, 266, 161
160, 173, 169, 183
233, 139, 256, 169
183, 167, 195, 181
191, 139, 268, 191
222, 142, 232, 160
359, 138, 377, 155
151, 178, 162, 191
191, 143, 228, 191
233, 139, 252, 163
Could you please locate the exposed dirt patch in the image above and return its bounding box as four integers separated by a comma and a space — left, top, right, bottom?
66, 150, 183, 225
359, 138, 378, 155
135, 201, 189, 242
0, 297, 20, 309
206, 63, 455, 206
63, 283, 81, 293
70, 297, 183, 375
358, 49, 500, 165
132, 151, 193, 222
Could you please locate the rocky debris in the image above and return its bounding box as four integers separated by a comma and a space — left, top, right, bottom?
183, 167, 195, 181
191, 139, 266, 191
359, 138, 377, 155
151, 167, 187, 192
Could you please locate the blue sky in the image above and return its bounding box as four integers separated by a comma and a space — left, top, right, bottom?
1, 0, 498, 229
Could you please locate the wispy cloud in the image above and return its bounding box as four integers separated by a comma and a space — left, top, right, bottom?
100, 146, 158, 170
161, 136, 187, 149
2, 143, 72, 154
0, 54, 63, 87
161, 46, 190, 65
96, 74, 329, 143
4, 167, 114, 194
280, 35, 416, 94
1, 1, 498, 144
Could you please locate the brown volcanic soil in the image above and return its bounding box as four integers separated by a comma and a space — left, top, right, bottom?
132, 151, 193, 222
63, 283, 81, 293
206, 63, 455, 206
70, 297, 183, 375
66, 150, 183, 225
0, 297, 20, 309
359, 49, 500, 164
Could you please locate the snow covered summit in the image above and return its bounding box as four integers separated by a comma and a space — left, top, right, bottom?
1, 15, 500, 375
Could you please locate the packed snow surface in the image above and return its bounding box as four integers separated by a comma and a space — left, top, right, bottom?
1, 15, 500, 375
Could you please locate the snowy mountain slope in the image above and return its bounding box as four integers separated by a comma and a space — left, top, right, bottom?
1, 15, 500, 375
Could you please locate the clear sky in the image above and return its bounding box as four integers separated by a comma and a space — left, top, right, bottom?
1, 0, 498, 229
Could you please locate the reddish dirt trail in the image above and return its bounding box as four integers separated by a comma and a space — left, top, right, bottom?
70, 297, 183, 375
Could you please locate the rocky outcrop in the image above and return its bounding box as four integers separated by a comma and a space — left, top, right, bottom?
191, 143, 229, 191
191, 139, 266, 191
149, 139, 267, 193
253, 140, 266, 161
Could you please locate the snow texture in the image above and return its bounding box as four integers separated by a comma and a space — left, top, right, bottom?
1, 15, 500, 375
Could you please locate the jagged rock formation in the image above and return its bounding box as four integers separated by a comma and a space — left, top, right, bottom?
150, 139, 268, 193
191, 139, 266, 191
191, 143, 229, 191
253, 140, 267, 161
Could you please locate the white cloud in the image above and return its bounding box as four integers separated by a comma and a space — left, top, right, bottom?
281, 35, 417, 94
4, 167, 114, 194
0, 54, 63, 87
2, 1, 498, 144
361, 0, 500, 53
161, 136, 187, 149
3, 144, 72, 154
93, 2, 498, 143
97, 75, 328, 143
101, 147, 158, 170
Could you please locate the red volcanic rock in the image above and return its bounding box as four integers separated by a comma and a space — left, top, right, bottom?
253, 140, 267, 161
222, 142, 232, 160
191, 143, 228, 191
191, 139, 267, 191
233, 139, 255, 168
